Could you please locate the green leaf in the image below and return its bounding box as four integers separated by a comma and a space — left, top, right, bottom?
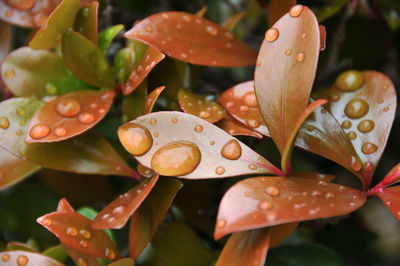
73, 2, 99, 45
114, 47, 136, 84
42, 244, 68, 264
313, 0, 348, 23
98, 24, 125, 53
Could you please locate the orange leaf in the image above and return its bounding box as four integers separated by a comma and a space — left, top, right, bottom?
144, 86, 165, 114
217, 114, 263, 139
376, 186, 400, 221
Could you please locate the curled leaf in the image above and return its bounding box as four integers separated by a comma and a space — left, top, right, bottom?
124, 12, 257, 67
99, 24, 124, 53
144, 86, 165, 114
0, 250, 63, 266
73, 1, 98, 45
217, 114, 263, 139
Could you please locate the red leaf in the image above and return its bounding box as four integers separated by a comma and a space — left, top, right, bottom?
121, 46, 165, 95
377, 163, 400, 188
319, 25, 326, 51
144, 86, 165, 114
62, 244, 98, 266
37, 212, 119, 260
124, 12, 257, 67
118, 111, 281, 179
26, 90, 115, 143
214, 176, 366, 239
0, 250, 63, 266
254, 5, 320, 153
375, 186, 400, 221
217, 114, 263, 139
57, 198, 75, 213
269, 223, 298, 247
294, 172, 335, 183
92, 175, 159, 229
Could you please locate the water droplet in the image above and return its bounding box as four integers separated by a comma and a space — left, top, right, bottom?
289, 5, 304, 17
215, 166, 225, 175
78, 112, 94, 124
217, 219, 226, 228
183, 15, 191, 22
350, 156, 362, 172
82, 7, 89, 16
258, 200, 273, 211
307, 125, 315, 131
30, 124, 50, 139
54, 126, 67, 137
150, 118, 157, 125
239, 105, 248, 112
16, 107, 25, 116
265, 27, 279, 42
285, 49, 292, 56
145, 25, 153, 32
43, 219, 52, 226
347, 131, 357, 140
113, 206, 124, 215
311, 190, 321, 196
210, 140, 215, 145
248, 164, 257, 170
325, 192, 335, 199
15, 130, 23, 136
242, 92, 258, 107
56, 98, 81, 118
301, 32, 306, 39
151, 141, 201, 176
221, 139, 242, 160
342, 120, 352, 129
265, 211, 279, 222
118, 123, 153, 156
364, 162, 374, 172
0, 117, 9, 129
318, 180, 328, 187
67, 227, 78, 236
1, 254, 9, 262
246, 119, 260, 128
330, 92, 340, 101
297, 52, 305, 62
44, 83, 57, 95
79, 240, 88, 248
17, 255, 28, 266
206, 26, 218, 36
357, 119, 374, 133
335, 70, 364, 91
199, 111, 210, 118
265, 186, 280, 196
79, 229, 91, 239
105, 248, 116, 260
5, 10, 13, 18
194, 125, 203, 132
362, 142, 378, 154
345, 99, 369, 119
4, 69, 15, 79
153, 131, 159, 137
383, 106, 390, 112
78, 257, 87, 266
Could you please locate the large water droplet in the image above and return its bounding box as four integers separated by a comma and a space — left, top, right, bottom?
350, 156, 362, 172
16, 255, 28, 266
113, 206, 124, 215
242, 92, 258, 107
0, 117, 9, 129
67, 227, 78, 237
221, 139, 242, 160
45, 83, 57, 95
246, 119, 260, 128
29, 124, 50, 139
358, 119, 374, 133
56, 98, 81, 118
362, 142, 378, 154
79, 229, 91, 239
105, 248, 116, 260
344, 99, 369, 119
265, 186, 280, 196
265, 28, 279, 42
151, 141, 201, 176
118, 123, 153, 156
335, 70, 364, 91
289, 5, 304, 17
1, 254, 9, 262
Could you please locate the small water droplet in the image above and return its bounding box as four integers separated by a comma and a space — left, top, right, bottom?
364, 162, 374, 172
206, 26, 218, 36
345, 99, 369, 119
383, 106, 390, 112
79, 240, 88, 248
79, 229, 91, 239
78, 257, 87, 266
145, 25, 153, 32
245, 191, 251, 197
297, 52, 305, 62
217, 219, 226, 228
78, 112, 95, 124
382, 84, 389, 91
221, 139, 242, 160
342, 120, 352, 129
301, 32, 306, 39
43, 219, 52, 226
265, 27, 279, 42
183, 15, 191, 22
239, 105, 249, 112
105, 248, 116, 260
285, 49, 292, 56
45, 83, 57, 95
311, 190, 321, 197
210, 140, 215, 145
259, 201, 273, 211
1, 254, 9, 262
113, 206, 124, 215
54, 126, 67, 137
67, 227, 78, 236
16, 255, 28, 266
0, 117, 10, 129
172, 118, 178, 124
318, 181, 328, 187
194, 125, 203, 132
256, 61, 261, 67
347, 131, 357, 140
357, 119, 374, 133
246, 119, 260, 128
362, 142, 378, 154
350, 156, 362, 172
265, 211, 279, 222
5, 10, 13, 18
265, 186, 280, 196
30, 124, 50, 139
118, 123, 153, 156
215, 166, 225, 175
307, 125, 315, 131
16, 130, 23, 136
335, 70, 364, 91
199, 111, 210, 118
153, 131, 159, 137
330, 92, 340, 101
4, 69, 15, 79
150, 118, 157, 125
16, 107, 25, 116
56, 98, 81, 117
226, 102, 235, 108
248, 164, 257, 170
289, 5, 304, 17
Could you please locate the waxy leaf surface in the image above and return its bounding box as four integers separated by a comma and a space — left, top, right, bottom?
1, 47, 93, 98
0, 250, 63, 266
215, 176, 366, 239
29, 0, 81, 49
0, 0, 59, 28
329, 71, 396, 180
178, 89, 225, 123
0, 147, 40, 191
37, 211, 119, 260
379, 163, 400, 187
124, 12, 257, 67
218, 114, 263, 139
144, 86, 165, 114
216, 228, 270, 266
73, 1, 98, 45
93, 175, 159, 229
26, 90, 115, 143
254, 5, 320, 153
121, 46, 165, 95
98, 25, 124, 53
129, 177, 183, 259
118, 111, 281, 179
57, 198, 75, 213
114, 47, 136, 84
62, 244, 98, 266
0, 98, 137, 177
62, 29, 116, 88
376, 186, 400, 221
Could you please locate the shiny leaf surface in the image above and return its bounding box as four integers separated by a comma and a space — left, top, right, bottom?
144, 86, 165, 114
215, 176, 366, 239
62, 29, 116, 88
26, 90, 115, 143
178, 89, 225, 123
73, 1, 98, 45
0, 250, 63, 266
109, 258, 135, 266
379, 162, 400, 187
1, 47, 93, 97
124, 12, 257, 67
118, 111, 281, 179
254, 5, 320, 153
98, 24, 124, 53
129, 177, 183, 259
57, 198, 75, 213
62, 244, 98, 266
29, 0, 81, 49
217, 114, 263, 139
114, 47, 136, 83
376, 186, 400, 221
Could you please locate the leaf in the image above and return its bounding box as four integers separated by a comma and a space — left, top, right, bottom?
314, 0, 347, 22
0, 98, 137, 178
269, 223, 299, 247
268, 0, 296, 25
294, 172, 335, 183
93, 175, 159, 229
98, 24, 125, 53
129, 176, 182, 259
29, 0, 81, 50
217, 114, 263, 139
57, 198, 75, 212
0, 147, 40, 191
254, 5, 320, 154
221, 11, 247, 31
0, 0, 59, 28
144, 86, 165, 114
214, 176, 366, 239
42, 245, 68, 264
73, 1, 98, 45
319, 25, 326, 51
328, 70, 396, 183
62, 244, 98, 266
124, 12, 257, 67
377, 162, 400, 188
178, 89, 225, 123
37, 211, 119, 260
151, 222, 218, 266
375, 186, 400, 221
216, 228, 270, 266
109, 258, 135, 266
0, 21, 11, 63
118, 111, 281, 179
26, 90, 115, 143
195, 6, 208, 17
121, 46, 165, 95
62, 29, 116, 88
0, 250, 63, 266
114, 47, 136, 83
6, 242, 36, 252
0, 47, 94, 98
122, 81, 147, 123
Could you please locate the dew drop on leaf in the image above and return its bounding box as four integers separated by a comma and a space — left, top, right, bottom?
54, 126, 67, 137
0, 117, 10, 129
16, 107, 25, 116
221, 139, 242, 160
17, 255, 28, 266
347, 131, 357, 140
78, 112, 95, 124
265, 28, 279, 42
350, 156, 362, 172
258, 201, 273, 211
1, 254, 9, 262
361, 142, 378, 154
341, 120, 352, 129
56, 99, 81, 118
289, 5, 304, 17
357, 119, 374, 133
215, 166, 225, 175
344, 99, 369, 119
241, 92, 258, 107
335, 70, 364, 91
67, 227, 78, 237
118, 123, 153, 156
216, 219, 226, 228
194, 125, 203, 132
105, 248, 116, 260
285, 49, 292, 56
5, 69, 15, 79
297, 52, 305, 62
264, 186, 280, 197
29, 124, 51, 139
79, 229, 91, 240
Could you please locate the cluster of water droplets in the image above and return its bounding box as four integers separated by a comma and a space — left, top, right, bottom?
225, 90, 262, 129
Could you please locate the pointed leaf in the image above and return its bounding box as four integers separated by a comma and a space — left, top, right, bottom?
26, 90, 115, 143
215, 176, 366, 239
195, 6, 207, 17
62, 29, 116, 88
221, 11, 247, 31
375, 186, 400, 221
294, 172, 335, 183
268, 0, 296, 25
57, 198, 75, 213
0, 250, 63, 266
121, 46, 165, 95
129, 176, 183, 259
216, 228, 270, 266
109, 258, 135, 266
124, 12, 257, 67
0, 147, 40, 191
379, 162, 400, 187
0, 0, 59, 28
328, 70, 396, 180
73, 2, 98, 45
118, 111, 281, 179
0, 47, 94, 98
178, 89, 225, 123
62, 244, 98, 266
37, 211, 119, 260
98, 25, 125, 53
93, 175, 159, 229
144, 86, 165, 114
254, 5, 320, 153
217, 114, 263, 139
29, 0, 81, 49
114, 47, 136, 83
